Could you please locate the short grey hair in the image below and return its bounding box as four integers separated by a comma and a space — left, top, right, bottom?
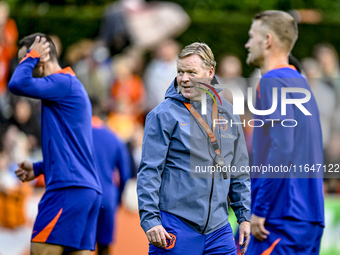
178, 42, 216, 70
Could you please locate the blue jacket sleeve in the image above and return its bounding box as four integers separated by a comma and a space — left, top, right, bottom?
33, 161, 44, 177
8, 49, 71, 101
229, 120, 251, 223
137, 111, 172, 233
252, 122, 294, 218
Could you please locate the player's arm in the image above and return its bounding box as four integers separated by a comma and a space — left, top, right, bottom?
137, 110, 172, 247
251, 78, 294, 240
8, 37, 71, 101
251, 122, 294, 240
252, 122, 294, 218
8, 56, 71, 100
253, 77, 294, 217
229, 119, 251, 254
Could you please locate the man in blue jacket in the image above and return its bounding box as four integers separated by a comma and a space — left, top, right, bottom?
9, 34, 102, 255
137, 42, 251, 254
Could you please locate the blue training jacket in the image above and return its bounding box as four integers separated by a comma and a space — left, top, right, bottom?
252, 66, 324, 225
8, 49, 102, 193
92, 117, 131, 206
137, 78, 251, 235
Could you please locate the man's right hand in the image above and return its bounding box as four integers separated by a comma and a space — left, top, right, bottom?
250, 214, 270, 241
15, 160, 35, 182
146, 225, 172, 248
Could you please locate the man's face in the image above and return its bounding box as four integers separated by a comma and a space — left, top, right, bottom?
18, 46, 43, 77
317, 48, 337, 76
176, 54, 214, 101
245, 20, 266, 67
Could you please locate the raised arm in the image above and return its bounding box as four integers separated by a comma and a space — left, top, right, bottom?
8, 36, 71, 101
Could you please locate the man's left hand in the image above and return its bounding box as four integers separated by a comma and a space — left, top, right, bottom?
239, 221, 251, 254
250, 214, 270, 241
30, 36, 50, 63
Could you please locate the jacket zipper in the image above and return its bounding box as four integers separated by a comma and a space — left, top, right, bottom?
199, 103, 215, 234
202, 172, 214, 234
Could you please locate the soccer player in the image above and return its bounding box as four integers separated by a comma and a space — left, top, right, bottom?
245, 11, 324, 254
91, 98, 131, 255
9, 33, 102, 255
137, 42, 251, 254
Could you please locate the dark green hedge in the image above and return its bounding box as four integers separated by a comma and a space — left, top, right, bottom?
178, 11, 340, 76
10, 4, 340, 76
11, 0, 340, 12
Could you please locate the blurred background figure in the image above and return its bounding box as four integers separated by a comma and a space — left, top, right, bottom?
301, 58, 336, 148
144, 39, 179, 111
2, 125, 28, 167
1, 125, 40, 179
0, 126, 33, 230
314, 44, 340, 134
120, 123, 144, 215
217, 54, 248, 104
98, 0, 190, 55
313, 42, 340, 96
91, 98, 132, 255
0, 1, 18, 97
98, 0, 137, 55
312, 44, 340, 192
323, 132, 340, 193
9, 98, 41, 156
106, 52, 145, 141
66, 39, 113, 107
49, 35, 62, 58
49, 34, 66, 68
0, 1, 18, 139
0, 147, 17, 191
0, 150, 28, 230
126, 123, 144, 178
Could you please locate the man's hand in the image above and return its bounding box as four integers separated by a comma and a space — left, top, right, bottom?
15, 160, 35, 182
250, 214, 270, 241
239, 221, 251, 254
146, 225, 172, 248
30, 36, 50, 63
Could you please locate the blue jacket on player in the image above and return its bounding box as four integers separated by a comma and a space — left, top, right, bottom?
92, 117, 131, 207
252, 65, 324, 225
137, 78, 251, 235
8, 49, 102, 193
92, 117, 131, 245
